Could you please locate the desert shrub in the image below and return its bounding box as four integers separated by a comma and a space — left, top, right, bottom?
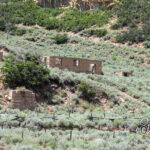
82, 29, 108, 37
57, 89, 67, 97
54, 34, 68, 44
1, 53, 50, 92
110, 23, 121, 30
81, 102, 90, 109
44, 18, 59, 30
115, 26, 150, 44
59, 8, 110, 33
10, 26, 29, 36
1, 0, 63, 26
77, 81, 96, 102
72, 94, 79, 104
52, 95, 64, 104
112, 0, 150, 43
113, 0, 150, 27
11, 135, 22, 144
143, 41, 150, 48
0, 0, 110, 34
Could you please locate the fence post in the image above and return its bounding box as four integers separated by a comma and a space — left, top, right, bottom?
22, 130, 24, 139
70, 130, 72, 140
113, 131, 115, 138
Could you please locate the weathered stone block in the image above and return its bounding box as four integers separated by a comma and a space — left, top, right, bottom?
9, 90, 36, 111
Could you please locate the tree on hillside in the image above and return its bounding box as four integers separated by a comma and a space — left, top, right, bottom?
1, 53, 50, 93
0, 0, 15, 39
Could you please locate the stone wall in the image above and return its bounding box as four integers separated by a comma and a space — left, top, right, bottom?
9, 90, 36, 111
42, 56, 104, 75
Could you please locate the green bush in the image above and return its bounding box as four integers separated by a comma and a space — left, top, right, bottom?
115, 26, 150, 44
143, 41, 150, 48
112, 0, 150, 43
0, 18, 5, 31
10, 26, 28, 36
0, 0, 111, 34
44, 18, 59, 30
82, 29, 108, 37
110, 23, 121, 30
114, 0, 150, 27
77, 81, 96, 102
1, 53, 50, 92
59, 8, 110, 33
54, 34, 68, 44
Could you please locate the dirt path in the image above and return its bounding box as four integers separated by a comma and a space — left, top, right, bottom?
56, 12, 65, 19
119, 90, 150, 109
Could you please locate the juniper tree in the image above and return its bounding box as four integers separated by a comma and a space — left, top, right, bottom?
0, 0, 15, 39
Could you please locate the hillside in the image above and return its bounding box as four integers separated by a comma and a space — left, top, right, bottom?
0, 0, 150, 149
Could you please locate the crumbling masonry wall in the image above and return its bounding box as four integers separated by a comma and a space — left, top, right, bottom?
42, 56, 104, 75
9, 90, 36, 111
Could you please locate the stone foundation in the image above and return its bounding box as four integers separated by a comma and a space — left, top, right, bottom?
9, 90, 36, 111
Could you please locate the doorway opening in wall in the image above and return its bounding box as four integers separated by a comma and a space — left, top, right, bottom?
55, 58, 62, 65
73, 59, 79, 67
89, 64, 96, 73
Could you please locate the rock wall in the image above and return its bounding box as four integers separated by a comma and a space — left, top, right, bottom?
42, 56, 104, 75
9, 90, 36, 111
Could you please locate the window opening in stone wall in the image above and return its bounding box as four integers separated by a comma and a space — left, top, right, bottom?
55, 58, 62, 65
73, 59, 79, 66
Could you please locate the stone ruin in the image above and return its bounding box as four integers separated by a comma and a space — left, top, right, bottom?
8, 90, 36, 111
42, 56, 104, 75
